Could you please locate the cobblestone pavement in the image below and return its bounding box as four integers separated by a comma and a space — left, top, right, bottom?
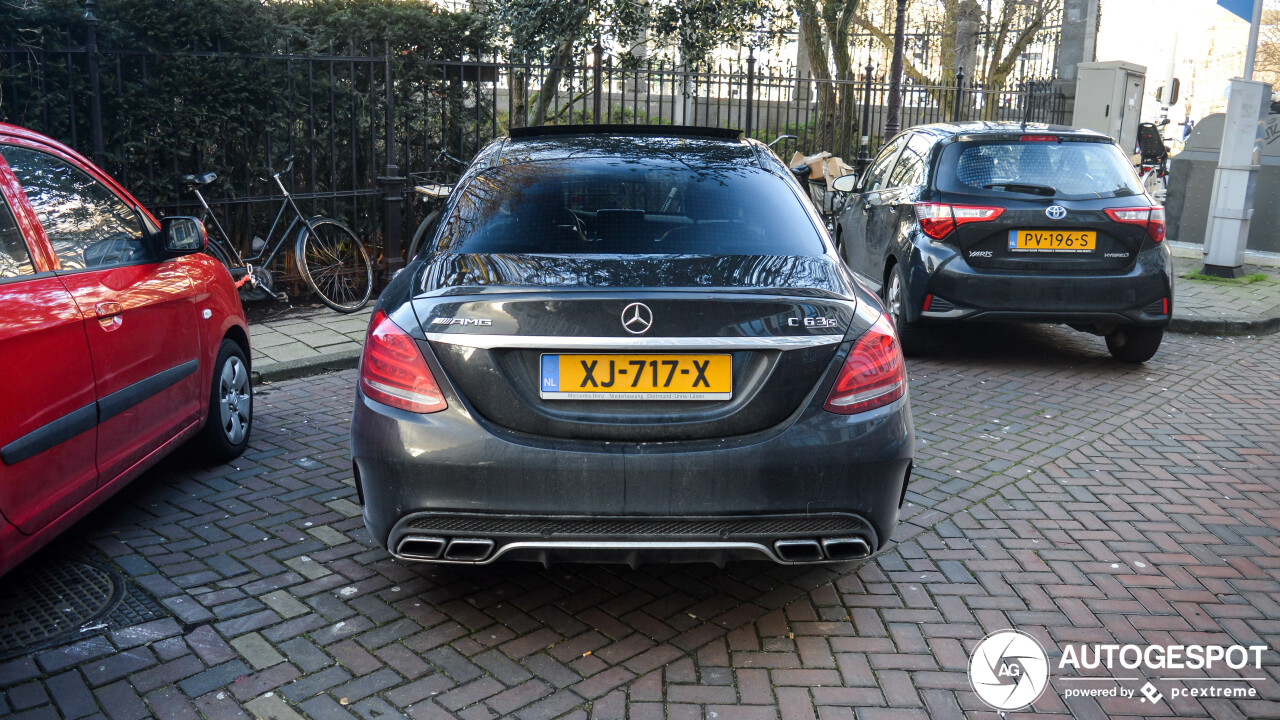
2, 324, 1279, 720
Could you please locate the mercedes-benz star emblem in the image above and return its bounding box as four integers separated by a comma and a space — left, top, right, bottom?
1045, 205, 1067, 220
621, 302, 653, 335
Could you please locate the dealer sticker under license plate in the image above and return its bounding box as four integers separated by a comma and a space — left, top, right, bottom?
540, 354, 732, 400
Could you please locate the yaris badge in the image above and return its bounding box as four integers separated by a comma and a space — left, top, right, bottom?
621, 302, 653, 334
1046, 205, 1067, 220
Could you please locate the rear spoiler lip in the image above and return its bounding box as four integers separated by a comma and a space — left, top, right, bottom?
507, 124, 742, 141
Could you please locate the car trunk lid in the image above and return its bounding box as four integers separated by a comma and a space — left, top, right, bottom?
409, 253, 855, 441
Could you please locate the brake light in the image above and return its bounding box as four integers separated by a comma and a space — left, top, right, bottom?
824, 314, 906, 415
1020, 134, 1058, 142
1105, 206, 1165, 243
1148, 206, 1166, 243
359, 310, 447, 413
915, 203, 1005, 240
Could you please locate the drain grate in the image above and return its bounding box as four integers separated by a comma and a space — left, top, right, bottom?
0, 560, 122, 659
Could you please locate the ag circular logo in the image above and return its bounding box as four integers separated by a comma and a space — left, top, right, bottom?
969, 629, 1050, 711
1045, 205, 1067, 220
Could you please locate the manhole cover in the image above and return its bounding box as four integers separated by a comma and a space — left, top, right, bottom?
0, 560, 122, 658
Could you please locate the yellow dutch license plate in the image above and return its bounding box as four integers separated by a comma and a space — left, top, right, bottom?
1009, 229, 1096, 252
540, 354, 732, 400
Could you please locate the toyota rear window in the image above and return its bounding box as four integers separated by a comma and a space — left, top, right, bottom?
939, 138, 1144, 199
434, 159, 824, 256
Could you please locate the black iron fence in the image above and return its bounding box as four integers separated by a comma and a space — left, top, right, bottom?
0, 38, 1066, 281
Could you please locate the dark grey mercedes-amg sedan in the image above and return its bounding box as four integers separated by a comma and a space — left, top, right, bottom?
351, 125, 914, 567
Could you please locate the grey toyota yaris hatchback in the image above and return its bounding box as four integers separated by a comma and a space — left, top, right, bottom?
351, 125, 914, 567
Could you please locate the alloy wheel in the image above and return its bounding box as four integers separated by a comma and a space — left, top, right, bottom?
218, 356, 250, 445
887, 270, 904, 327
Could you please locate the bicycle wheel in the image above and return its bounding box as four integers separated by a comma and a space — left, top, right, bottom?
204, 235, 238, 269
407, 209, 440, 260
296, 218, 374, 313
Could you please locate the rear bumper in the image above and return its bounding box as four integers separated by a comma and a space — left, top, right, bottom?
351, 387, 914, 566
910, 242, 1173, 327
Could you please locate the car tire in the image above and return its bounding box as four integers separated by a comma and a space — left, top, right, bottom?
883, 263, 923, 355
197, 339, 253, 462
1105, 326, 1163, 363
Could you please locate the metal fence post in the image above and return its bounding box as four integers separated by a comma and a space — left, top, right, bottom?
855, 61, 874, 174
1022, 80, 1034, 124
744, 49, 756, 137
378, 28, 405, 275
83, 0, 105, 168
592, 42, 604, 124
952, 67, 965, 122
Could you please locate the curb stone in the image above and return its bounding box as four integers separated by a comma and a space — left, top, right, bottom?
1168, 315, 1280, 337
252, 348, 361, 384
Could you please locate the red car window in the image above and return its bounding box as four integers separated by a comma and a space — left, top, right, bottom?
0, 145, 151, 271
0, 195, 35, 279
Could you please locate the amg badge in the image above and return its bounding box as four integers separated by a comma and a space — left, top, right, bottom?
431, 317, 493, 326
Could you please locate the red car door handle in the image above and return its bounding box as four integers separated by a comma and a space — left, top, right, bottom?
95, 301, 123, 319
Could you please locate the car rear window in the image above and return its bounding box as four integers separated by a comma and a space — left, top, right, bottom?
940, 138, 1143, 199
435, 159, 824, 256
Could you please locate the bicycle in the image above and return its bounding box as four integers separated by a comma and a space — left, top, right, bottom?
181, 155, 374, 313
405, 148, 466, 260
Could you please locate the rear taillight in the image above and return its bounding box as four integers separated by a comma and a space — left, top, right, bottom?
1019, 134, 1058, 142
359, 310, 447, 413
1148, 207, 1166, 243
824, 314, 906, 415
1105, 206, 1165, 243
915, 203, 1005, 240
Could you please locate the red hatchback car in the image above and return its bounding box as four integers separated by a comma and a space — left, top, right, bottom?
0, 124, 251, 577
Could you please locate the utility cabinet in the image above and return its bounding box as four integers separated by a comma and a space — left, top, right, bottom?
1071, 60, 1147, 153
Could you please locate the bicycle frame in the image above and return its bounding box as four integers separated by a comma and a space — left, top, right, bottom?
191, 168, 311, 270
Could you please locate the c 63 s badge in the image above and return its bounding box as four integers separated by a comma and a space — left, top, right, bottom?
431, 317, 493, 326
788, 316, 839, 329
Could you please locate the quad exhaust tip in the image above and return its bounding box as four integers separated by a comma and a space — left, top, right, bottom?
822, 537, 871, 561
774, 539, 824, 563
443, 538, 495, 562
396, 536, 446, 560
775, 537, 872, 563
395, 536, 496, 562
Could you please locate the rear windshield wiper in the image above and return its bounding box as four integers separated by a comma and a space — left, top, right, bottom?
982, 182, 1057, 196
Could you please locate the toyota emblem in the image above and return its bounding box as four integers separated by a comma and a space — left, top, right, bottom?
1045, 205, 1067, 220
621, 302, 653, 335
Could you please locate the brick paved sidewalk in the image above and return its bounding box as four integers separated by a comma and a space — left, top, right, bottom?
246, 259, 1279, 381
2, 324, 1278, 719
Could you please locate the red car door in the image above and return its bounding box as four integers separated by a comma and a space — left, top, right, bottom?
0, 164, 98, 535
0, 144, 202, 485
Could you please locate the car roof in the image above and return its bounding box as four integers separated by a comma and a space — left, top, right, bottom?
496, 125, 760, 168
904, 121, 1113, 141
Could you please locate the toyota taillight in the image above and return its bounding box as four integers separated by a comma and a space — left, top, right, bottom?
915, 203, 1005, 240
824, 314, 907, 415
1105, 206, 1165, 243
359, 310, 447, 413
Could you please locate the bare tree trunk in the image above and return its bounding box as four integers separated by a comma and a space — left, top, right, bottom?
531, 40, 575, 126
796, 0, 835, 150
510, 66, 528, 128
